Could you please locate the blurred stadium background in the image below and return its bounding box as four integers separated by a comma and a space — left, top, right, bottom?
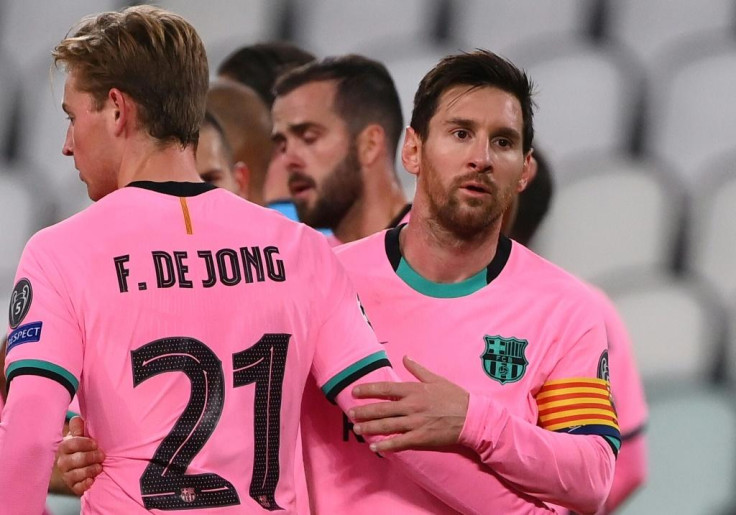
1, 1, 735, 513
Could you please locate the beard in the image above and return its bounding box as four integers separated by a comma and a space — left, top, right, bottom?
424, 160, 516, 242
293, 143, 362, 230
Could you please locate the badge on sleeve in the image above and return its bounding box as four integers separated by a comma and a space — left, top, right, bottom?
597, 350, 610, 382
8, 278, 33, 329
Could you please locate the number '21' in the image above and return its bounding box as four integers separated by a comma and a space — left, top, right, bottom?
131, 334, 290, 511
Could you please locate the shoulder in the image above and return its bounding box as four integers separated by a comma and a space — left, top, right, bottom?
508, 240, 599, 301
334, 231, 386, 268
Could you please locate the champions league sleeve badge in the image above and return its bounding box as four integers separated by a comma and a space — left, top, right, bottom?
8, 278, 33, 329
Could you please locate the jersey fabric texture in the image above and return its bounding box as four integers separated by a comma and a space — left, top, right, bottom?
1, 182, 390, 514
301, 225, 619, 514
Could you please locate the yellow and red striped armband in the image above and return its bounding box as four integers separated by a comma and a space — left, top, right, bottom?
536, 377, 621, 453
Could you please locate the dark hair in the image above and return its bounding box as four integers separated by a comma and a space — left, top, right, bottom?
410, 49, 535, 153
510, 148, 554, 245
217, 41, 315, 107
54, 5, 208, 147
274, 54, 404, 159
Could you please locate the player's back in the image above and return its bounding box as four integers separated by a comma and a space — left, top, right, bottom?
19, 182, 356, 513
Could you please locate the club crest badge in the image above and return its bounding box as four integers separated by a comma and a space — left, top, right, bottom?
481, 335, 528, 384
9, 278, 33, 329
179, 487, 196, 503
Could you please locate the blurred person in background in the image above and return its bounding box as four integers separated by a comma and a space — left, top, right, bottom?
217, 42, 316, 219
271, 54, 410, 244
205, 79, 272, 205
195, 111, 248, 195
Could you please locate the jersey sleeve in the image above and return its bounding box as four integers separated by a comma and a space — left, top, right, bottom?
0, 374, 71, 514
5, 236, 83, 397
306, 234, 391, 402
454, 296, 618, 514
1, 237, 84, 513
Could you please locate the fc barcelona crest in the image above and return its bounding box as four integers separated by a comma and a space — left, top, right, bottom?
481, 335, 528, 384
180, 488, 196, 503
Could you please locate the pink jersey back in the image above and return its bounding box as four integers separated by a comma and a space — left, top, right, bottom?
5, 182, 388, 514
301, 226, 618, 514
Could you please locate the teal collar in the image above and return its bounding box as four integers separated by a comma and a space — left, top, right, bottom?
384, 224, 511, 298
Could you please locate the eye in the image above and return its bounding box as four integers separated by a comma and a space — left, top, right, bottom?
302, 130, 319, 145
495, 138, 513, 148
453, 129, 470, 140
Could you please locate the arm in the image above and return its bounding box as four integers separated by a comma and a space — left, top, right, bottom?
0, 375, 71, 514
350, 356, 615, 515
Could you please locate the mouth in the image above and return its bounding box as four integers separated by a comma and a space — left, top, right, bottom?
460, 181, 492, 195
288, 174, 316, 198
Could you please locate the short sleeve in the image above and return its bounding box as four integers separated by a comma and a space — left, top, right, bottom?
305, 235, 390, 402
5, 236, 82, 399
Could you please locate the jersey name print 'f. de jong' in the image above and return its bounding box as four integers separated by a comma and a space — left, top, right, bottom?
112, 246, 286, 293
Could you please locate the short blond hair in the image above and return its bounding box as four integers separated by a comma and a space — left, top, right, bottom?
53, 5, 208, 147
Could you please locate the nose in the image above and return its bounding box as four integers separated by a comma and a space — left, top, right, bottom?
62, 124, 73, 156
469, 138, 492, 173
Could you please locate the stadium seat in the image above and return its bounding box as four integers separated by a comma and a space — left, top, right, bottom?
0, 52, 21, 158
687, 150, 736, 305
532, 154, 684, 281
16, 58, 92, 221
647, 35, 736, 186
0, 0, 119, 76
502, 38, 644, 166
0, 161, 55, 295
617, 388, 736, 515
601, 269, 727, 387
154, 0, 282, 70
449, 0, 597, 55
604, 0, 736, 69
290, 0, 442, 58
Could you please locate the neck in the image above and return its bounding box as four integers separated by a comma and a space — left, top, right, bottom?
401, 201, 501, 283
116, 136, 201, 188
333, 164, 407, 243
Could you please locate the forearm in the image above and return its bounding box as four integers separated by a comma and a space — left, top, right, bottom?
0, 375, 70, 514
460, 393, 615, 515
336, 368, 551, 514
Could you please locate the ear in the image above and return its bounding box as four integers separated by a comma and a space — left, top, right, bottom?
517, 149, 536, 193
232, 161, 251, 200
356, 124, 384, 168
108, 88, 129, 137
401, 126, 421, 177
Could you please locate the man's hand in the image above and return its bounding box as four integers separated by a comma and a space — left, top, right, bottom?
56, 416, 105, 495
349, 356, 469, 453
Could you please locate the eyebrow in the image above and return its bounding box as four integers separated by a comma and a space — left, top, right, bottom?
271, 122, 322, 142
61, 103, 70, 114
444, 117, 522, 140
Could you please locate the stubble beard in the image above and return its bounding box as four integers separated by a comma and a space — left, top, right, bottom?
426, 164, 515, 242
294, 143, 363, 230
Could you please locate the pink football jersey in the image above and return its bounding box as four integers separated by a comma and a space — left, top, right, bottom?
301, 225, 619, 514
3, 182, 390, 514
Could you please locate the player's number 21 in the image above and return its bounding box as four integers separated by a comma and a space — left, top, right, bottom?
131, 334, 290, 511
